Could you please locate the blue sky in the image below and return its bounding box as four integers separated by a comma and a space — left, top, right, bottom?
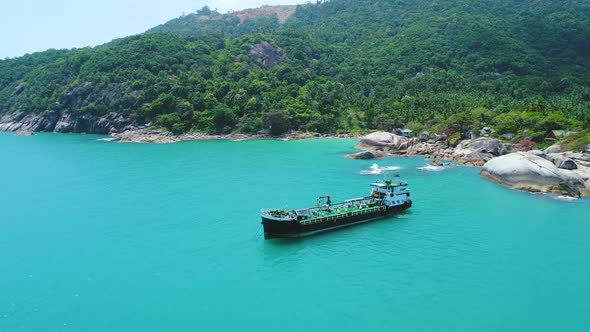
1, 0, 304, 59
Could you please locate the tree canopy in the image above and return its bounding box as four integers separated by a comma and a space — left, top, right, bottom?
0, 0, 588, 138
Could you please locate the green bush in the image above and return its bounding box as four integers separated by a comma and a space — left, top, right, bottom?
560, 132, 590, 152
449, 132, 462, 147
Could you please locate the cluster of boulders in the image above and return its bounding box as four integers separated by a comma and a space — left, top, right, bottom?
351, 131, 590, 198
481, 145, 590, 198
111, 129, 184, 143
450, 138, 513, 166
352, 131, 513, 166
354, 131, 442, 157
406, 141, 455, 160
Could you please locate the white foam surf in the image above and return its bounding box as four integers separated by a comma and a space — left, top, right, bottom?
360, 163, 401, 175
553, 195, 577, 202
417, 165, 446, 172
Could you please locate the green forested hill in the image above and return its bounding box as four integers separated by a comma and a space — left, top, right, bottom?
1, 0, 589, 140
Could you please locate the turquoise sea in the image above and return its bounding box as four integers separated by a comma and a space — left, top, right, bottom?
1, 132, 589, 331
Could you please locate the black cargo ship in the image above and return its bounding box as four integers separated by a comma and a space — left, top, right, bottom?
261, 178, 411, 239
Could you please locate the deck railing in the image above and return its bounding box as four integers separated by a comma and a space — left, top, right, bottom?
300, 205, 384, 226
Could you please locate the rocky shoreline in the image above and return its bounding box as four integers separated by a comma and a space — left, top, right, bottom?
111, 129, 589, 199
350, 131, 513, 166
0, 112, 359, 143
352, 131, 590, 198
110, 128, 359, 143
4, 124, 589, 199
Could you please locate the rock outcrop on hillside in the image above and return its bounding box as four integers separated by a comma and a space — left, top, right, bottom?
249, 42, 286, 69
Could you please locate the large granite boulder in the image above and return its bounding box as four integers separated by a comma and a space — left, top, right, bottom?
344, 151, 385, 160
546, 152, 590, 195
480, 152, 587, 197
453, 150, 494, 166
545, 144, 562, 154
456, 137, 509, 156
528, 150, 547, 159
355, 132, 410, 152
552, 157, 578, 170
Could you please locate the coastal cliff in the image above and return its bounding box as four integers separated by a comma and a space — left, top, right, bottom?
0, 111, 140, 134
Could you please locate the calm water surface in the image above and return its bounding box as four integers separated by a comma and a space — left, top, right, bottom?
1, 132, 589, 331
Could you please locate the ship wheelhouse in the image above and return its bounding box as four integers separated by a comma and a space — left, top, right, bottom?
370, 178, 410, 208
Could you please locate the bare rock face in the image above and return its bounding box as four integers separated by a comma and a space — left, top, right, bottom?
0, 110, 138, 134
345, 151, 384, 160
53, 113, 76, 133
249, 42, 286, 69
355, 132, 410, 152
0, 111, 60, 132
93, 112, 133, 134
480, 152, 587, 197
14, 83, 26, 95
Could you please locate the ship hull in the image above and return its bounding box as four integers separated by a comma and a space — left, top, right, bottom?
262, 201, 412, 239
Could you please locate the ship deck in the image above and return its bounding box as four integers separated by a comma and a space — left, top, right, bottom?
300, 204, 384, 225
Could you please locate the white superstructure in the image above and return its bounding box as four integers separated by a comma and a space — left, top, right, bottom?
370, 178, 411, 208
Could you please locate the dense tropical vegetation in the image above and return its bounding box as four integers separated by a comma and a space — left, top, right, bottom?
0, 0, 589, 145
